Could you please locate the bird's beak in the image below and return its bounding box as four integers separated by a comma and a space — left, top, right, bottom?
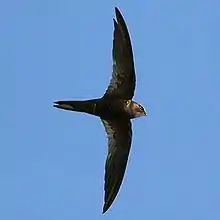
53, 101, 74, 111
143, 110, 147, 116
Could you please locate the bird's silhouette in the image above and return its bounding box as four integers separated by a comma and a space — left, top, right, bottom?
54, 7, 147, 213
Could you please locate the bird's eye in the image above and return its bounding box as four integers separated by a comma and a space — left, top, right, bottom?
139, 106, 144, 111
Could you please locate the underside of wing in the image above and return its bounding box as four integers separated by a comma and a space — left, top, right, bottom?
101, 118, 132, 213
103, 7, 136, 100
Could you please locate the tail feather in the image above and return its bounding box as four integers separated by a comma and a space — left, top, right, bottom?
53, 99, 100, 116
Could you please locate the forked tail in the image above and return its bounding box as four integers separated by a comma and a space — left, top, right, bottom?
53, 99, 100, 116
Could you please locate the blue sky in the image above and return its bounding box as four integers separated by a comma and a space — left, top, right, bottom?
1, 0, 220, 219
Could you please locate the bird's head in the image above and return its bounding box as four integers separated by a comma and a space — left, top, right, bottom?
125, 100, 147, 118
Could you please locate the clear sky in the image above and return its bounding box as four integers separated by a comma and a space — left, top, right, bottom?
1, 0, 220, 219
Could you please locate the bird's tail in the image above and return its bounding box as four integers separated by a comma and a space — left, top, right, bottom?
53, 99, 100, 116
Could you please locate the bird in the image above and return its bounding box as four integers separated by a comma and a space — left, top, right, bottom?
54, 7, 147, 214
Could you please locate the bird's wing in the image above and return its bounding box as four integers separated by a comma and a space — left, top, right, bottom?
101, 118, 132, 213
103, 7, 136, 100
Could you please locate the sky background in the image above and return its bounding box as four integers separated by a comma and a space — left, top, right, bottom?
1, 0, 220, 219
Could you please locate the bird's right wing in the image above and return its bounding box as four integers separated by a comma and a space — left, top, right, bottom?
101, 118, 132, 213
103, 7, 136, 100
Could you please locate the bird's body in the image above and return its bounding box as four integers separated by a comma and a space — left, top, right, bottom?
54, 98, 145, 120
54, 7, 147, 214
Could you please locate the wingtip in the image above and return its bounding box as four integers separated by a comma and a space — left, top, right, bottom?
115, 7, 121, 18
102, 204, 108, 214
115, 7, 124, 17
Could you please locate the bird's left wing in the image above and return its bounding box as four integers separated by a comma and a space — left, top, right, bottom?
103, 7, 136, 100
101, 118, 132, 213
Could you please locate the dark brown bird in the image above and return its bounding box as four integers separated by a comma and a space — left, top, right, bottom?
54, 7, 147, 213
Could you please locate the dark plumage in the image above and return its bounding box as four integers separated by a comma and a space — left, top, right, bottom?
54, 7, 147, 214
